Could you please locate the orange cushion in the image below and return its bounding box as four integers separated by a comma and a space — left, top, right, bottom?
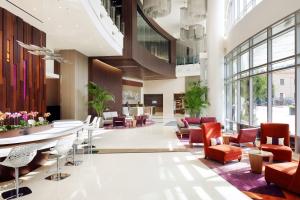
207, 144, 242, 163
261, 144, 292, 161
265, 162, 298, 189
261, 144, 292, 151
209, 144, 241, 154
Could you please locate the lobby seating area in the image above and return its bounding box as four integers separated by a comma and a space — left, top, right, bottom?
1, 0, 300, 199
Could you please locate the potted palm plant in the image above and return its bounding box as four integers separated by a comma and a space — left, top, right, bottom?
88, 82, 115, 127
184, 81, 209, 117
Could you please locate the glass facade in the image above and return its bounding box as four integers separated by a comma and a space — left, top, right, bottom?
137, 10, 170, 63
225, 0, 263, 34
225, 11, 300, 150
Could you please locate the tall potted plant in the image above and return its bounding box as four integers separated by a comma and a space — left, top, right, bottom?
184, 81, 209, 117
88, 82, 114, 127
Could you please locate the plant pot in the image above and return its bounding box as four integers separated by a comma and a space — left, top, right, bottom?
98, 117, 104, 128
0, 124, 53, 138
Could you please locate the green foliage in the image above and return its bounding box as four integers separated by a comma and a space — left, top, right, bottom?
88, 82, 115, 117
184, 81, 209, 117
253, 75, 267, 103
19, 120, 28, 127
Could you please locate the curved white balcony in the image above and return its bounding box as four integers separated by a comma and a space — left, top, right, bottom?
80, 0, 124, 54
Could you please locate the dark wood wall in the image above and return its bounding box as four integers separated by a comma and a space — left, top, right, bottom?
89, 59, 122, 114
0, 8, 46, 113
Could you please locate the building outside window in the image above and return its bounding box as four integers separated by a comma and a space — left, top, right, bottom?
224, 11, 299, 140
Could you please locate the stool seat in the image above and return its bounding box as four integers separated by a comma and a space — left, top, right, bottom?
0, 144, 39, 199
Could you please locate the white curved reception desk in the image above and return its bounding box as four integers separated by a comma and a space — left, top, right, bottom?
0, 120, 84, 157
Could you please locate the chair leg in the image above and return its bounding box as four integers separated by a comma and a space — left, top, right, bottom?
238, 157, 242, 162
15, 167, 19, 199
1, 167, 33, 199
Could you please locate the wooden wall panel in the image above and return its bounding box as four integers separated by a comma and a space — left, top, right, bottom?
0, 8, 46, 113
89, 59, 123, 114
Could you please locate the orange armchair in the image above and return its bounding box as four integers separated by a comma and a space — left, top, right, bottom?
260, 123, 292, 162
229, 128, 258, 146
202, 122, 242, 164
265, 160, 300, 195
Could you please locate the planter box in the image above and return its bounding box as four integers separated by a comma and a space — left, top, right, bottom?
0, 124, 53, 138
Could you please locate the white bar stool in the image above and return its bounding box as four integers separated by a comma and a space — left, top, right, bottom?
84, 117, 98, 154
45, 136, 75, 181
65, 131, 84, 166
0, 143, 38, 200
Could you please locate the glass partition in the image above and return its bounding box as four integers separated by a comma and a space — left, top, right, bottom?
137, 10, 170, 63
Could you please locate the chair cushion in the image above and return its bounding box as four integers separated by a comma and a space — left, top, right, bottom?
261, 144, 292, 152
177, 119, 185, 128
181, 119, 189, 128
265, 162, 298, 189
208, 144, 242, 163
210, 137, 223, 146
266, 136, 284, 145
261, 144, 292, 161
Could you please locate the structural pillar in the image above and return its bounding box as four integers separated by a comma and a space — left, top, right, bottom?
60, 50, 88, 120
206, 0, 225, 122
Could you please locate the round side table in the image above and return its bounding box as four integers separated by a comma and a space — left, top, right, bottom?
249, 150, 273, 174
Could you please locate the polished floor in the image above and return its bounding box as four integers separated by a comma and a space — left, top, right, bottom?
0, 121, 251, 200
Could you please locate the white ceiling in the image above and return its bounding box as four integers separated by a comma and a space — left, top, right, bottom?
0, 0, 122, 57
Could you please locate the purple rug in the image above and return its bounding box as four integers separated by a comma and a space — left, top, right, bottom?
200, 158, 285, 197
176, 134, 285, 198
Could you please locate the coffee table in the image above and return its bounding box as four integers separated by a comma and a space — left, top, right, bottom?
249, 150, 273, 174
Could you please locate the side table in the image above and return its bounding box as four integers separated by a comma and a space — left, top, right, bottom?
249, 150, 273, 174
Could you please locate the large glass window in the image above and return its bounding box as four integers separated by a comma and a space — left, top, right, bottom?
272, 68, 295, 135
137, 10, 170, 62
241, 51, 249, 71
232, 81, 238, 122
225, 11, 299, 150
272, 29, 295, 61
252, 74, 268, 126
253, 42, 267, 67
240, 78, 250, 124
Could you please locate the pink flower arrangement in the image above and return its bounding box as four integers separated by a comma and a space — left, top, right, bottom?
28, 111, 39, 119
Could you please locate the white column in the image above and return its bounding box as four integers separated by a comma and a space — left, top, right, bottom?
206, 0, 225, 122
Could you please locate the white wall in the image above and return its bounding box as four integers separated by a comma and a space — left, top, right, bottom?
225, 0, 300, 52
60, 50, 88, 120
143, 78, 186, 118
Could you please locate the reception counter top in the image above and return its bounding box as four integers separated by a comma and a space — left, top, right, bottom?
0, 120, 84, 157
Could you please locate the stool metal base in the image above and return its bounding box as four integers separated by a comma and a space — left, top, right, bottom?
1, 187, 32, 200
45, 173, 70, 181
65, 160, 83, 166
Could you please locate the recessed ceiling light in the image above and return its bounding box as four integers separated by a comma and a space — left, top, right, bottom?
33, 7, 37, 11
59, 6, 62, 9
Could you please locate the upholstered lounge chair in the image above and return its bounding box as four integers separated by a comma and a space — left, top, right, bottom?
202, 122, 242, 164
229, 128, 258, 146
189, 128, 203, 146
260, 123, 292, 162
265, 160, 300, 195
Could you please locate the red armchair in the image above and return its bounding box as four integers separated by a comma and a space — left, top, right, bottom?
202, 122, 242, 164
229, 128, 258, 146
113, 117, 126, 127
189, 128, 202, 147
260, 123, 292, 162
265, 160, 300, 195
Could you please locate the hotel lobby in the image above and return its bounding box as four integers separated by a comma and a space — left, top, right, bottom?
0, 0, 300, 199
